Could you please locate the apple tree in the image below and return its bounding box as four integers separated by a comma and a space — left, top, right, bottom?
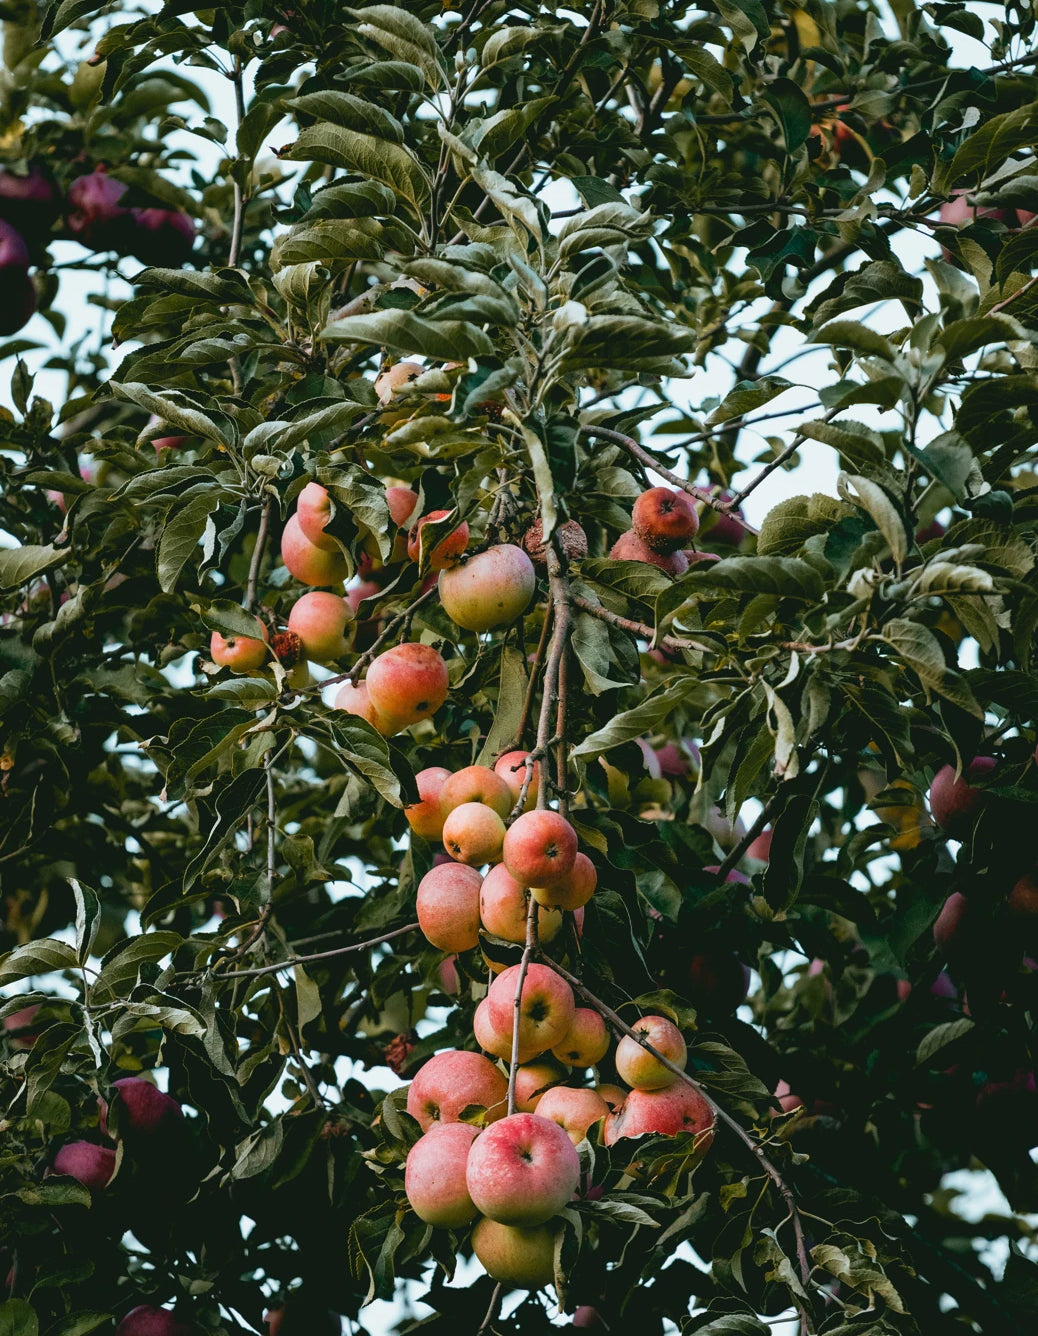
2, 0, 1038, 1332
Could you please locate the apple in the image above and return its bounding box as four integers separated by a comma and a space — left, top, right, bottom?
0, 265, 36, 335
129, 208, 195, 266
375, 360, 424, 409
503, 810, 577, 887
653, 738, 700, 780
551, 1007, 609, 1068
386, 484, 420, 529
929, 757, 997, 836
1007, 871, 1038, 933
494, 750, 540, 811
404, 1121, 479, 1227
745, 827, 772, 862
265, 1299, 340, 1335
405, 766, 451, 840
281, 513, 349, 587
531, 851, 596, 911
615, 1015, 686, 1090
287, 591, 352, 662
51, 1141, 117, 1191
595, 1083, 627, 1113
513, 1060, 566, 1112
406, 1049, 508, 1129
296, 483, 339, 550
442, 802, 506, 866
0, 164, 61, 234
523, 517, 588, 565
534, 1086, 610, 1145
773, 1080, 804, 1115
407, 510, 470, 569
480, 862, 563, 945
699, 493, 747, 547
438, 544, 536, 632
603, 1083, 715, 1153
66, 170, 134, 251
365, 642, 449, 732
609, 530, 689, 576
0, 218, 30, 271
474, 996, 540, 1063
115, 1307, 193, 1336
572, 1307, 605, 1329
470, 1217, 556, 1289
416, 862, 482, 952
333, 681, 384, 730
3, 1002, 42, 1050
465, 1112, 580, 1225
441, 765, 513, 819
632, 487, 699, 554
486, 962, 576, 1054
210, 617, 268, 671
99, 1077, 182, 1139
686, 949, 750, 1014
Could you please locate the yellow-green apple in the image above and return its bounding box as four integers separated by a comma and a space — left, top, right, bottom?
494, 750, 540, 811
406, 1050, 508, 1129
115, 1307, 192, 1336
438, 543, 536, 632
535, 1086, 610, 1145
465, 1112, 580, 1225
471, 1217, 556, 1289
99, 1077, 182, 1139
609, 529, 689, 576
503, 810, 577, 887
487, 962, 575, 1054
281, 513, 349, 587
295, 482, 338, 550
405, 767, 451, 840
473, 996, 541, 1063
531, 851, 596, 911
364, 642, 449, 732
479, 862, 563, 944
416, 862, 482, 952
287, 591, 352, 662
442, 765, 513, 819
514, 1060, 566, 1112
407, 510, 470, 569
51, 1141, 116, 1190
928, 757, 996, 836
333, 681, 384, 730
375, 360, 424, 410
603, 1083, 715, 1154
210, 617, 268, 671
551, 1008, 609, 1068
615, 1015, 686, 1090
442, 802, 506, 866
632, 487, 699, 554
404, 1122, 479, 1227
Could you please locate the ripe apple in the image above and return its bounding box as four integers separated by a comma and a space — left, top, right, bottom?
51, 1140, 117, 1190
99, 1077, 182, 1139
699, 493, 747, 547
406, 1049, 508, 1129
438, 544, 536, 632
503, 810, 577, 887
470, 1217, 556, 1289
442, 802, 506, 866
745, 827, 772, 862
287, 591, 352, 662
115, 1307, 193, 1336
129, 208, 195, 266
494, 750, 540, 811
513, 1060, 566, 1112
66, 169, 134, 252
441, 765, 513, 819
295, 483, 339, 550
523, 517, 588, 565
465, 1112, 580, 1225
3, 1002, 42, 1050
773, 1080, 804, 1115
531, 851, 596, 911
0, 265, 36, 335
603, 1083, 715, 1153
210, 617, 268, 671
405, 766, 451, 840
1008, 870, 1038, 932
609, 529, 689, 576
404, 1121, 479, 1227
535, 1086, 610, 1145
615, 1015, 687, 1090
386, 484, 421, 529
473, 996, 540, 1063
407, 510, 470, 569
551, 1007, 609, 1068
0, 164, 61, 234
632, 487, 699, 554
375, 360, 424, 409
333, 681, 384, 730
653, 738, 700, 780
281, 513, 349, 587
365, 642, 449, 732
595, 1083, 627, 1113
929, 757, 997, 836
479, 862, 563, 945
486, 962, 575, 1054
416, 862, 482, 952
0, 218, 29, 271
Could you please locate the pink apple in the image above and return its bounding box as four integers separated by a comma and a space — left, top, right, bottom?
375, 361, 423, 408
406, 1050, 508, 1130
405, 766, 451, 840
99, 1077, 182, 1139
503, 810, 577, 887
281, 513, 349, 587
365, 642, 449, 732
531, 851, 596, 911
295, 482, 338, 550
416, 862, 482, 952
3, 1002, 41, 1050
52, 1141, 116, 1191
609, 529, 689, 576
615, 1015, 687, 1090
441, 765, 513, 819
115, 1307, 193, 1336
632, 487, 699, 554
287, 591, 352, 662
745, 828, 772, 862
333, 680, 384, 730
535, 1086, 610, 1145
465, 1112, 580, 1225
494, 750, 540, 811
551, 1008, 609, 1068
210, 617, 268, 671
407, 510, 470, 570
438, 544, 536, 632
929, 757, 997, 836
603, 1083, 715, 1154
479, 862, 563, 944
470, 1217, 556, 1288
513, 1060, 566, 1112
486, 962, 575, 1054
404, 1121, 479, 1227
474, 996, 540, 1063
442, 802, 506, 866
595, 1083, 627, 1113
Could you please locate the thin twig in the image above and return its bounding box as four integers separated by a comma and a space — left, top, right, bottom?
243, 496, 271, 612
210, 922, 419, 981
228, 55, 247, 268
715, 796, 776, 882
515, 604, 553, 747
728, 404, 842, 509
476, 1282, 503, 1335
571, 593, 714, 656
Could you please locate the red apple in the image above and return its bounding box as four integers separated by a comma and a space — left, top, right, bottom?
442, 802, 506, 866
929, 757, 997, 836
375, 360, 424, 409
407, 510, 470, 570
513, 1059, 566, 1112
416, 862, 482, 952
3, 1002, 42, 1050
51, 1141, 117, 1191
494, 750, 540, 811
465, 1112, 580, 1225
474, 996, 540, 1063
609, 530, 689, 576
333, 681, 384, 730
615, 1015, 686, 1090
365, 642, 449, 732
603, 1084, 715, 1153
99, 1078, 182, 1139
115, 1307, 193, 1336
503, 810, 578, 887
281, 513, 349, 587
632, 487, 699, 554
551, 1007, 609, 1068
745, 828, 772, 862
129, 208, 195, 266
66, 170, 134, 252
531, 851, 596, 911
287, 591, 352, 662
523, 517, 588, 565
486, 962, 575, 1054
210, 617, 268, 671
0, 165, 61, 234
438, 544, 536, 632
295, 483, 338, 551
480, 862, 563, 945
405, 766, 451, 840
406, 1049, 508, 1129
404, 1121, 479, 1227
471, 1217, 556, 1288
441, 765, 513, 819
535, 1086, 610, 1145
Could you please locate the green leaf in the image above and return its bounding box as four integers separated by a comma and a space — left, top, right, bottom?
809, 260, 924, 327
93, 933, 184, 1000
811, 320, 897, 361
916, 1017, 975, 1066
347, 5, 444, 88
837, 473, 908, 567
157, 493, 225, 594
0, 1298, 38, 1336
664, 555, 827, 606
287, 92, 405, 143
571, 679, 699, 758
706, 377, 792, 425
70, 879, 100, 965
111, 383, 235, 446
0, 939, 80, 987
328, 714, 409, 808
320, 309, 493, 360
761, 78, 814, 151
286, 126, 429, 214
881, 618, 983, 717
935, 100, 1038, 195
714, 0, 769, 50
476, 646, 528, 767
0, 544, 68, 591
756, 494, 853, 556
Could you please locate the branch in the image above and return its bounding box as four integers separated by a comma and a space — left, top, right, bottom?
228, 55, 247, 269
571, 593, 714, 656
476, 1282, 503, 1335
728, 404, 842, 510
714, 796, 775, 882
243, 496, 271, 613
515, 602, 553, 748
210, 923, 418, 981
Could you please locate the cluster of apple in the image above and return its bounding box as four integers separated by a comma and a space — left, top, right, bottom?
48, 1076, 183, 1193
0, 164, 195, 337
608, 486, 715, 575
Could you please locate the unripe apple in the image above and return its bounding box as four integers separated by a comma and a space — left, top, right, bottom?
408, 510, 470, 570
486, 962, 575, 1054
609, 529, 689, 576
442, 765, 513, 819
471, 1217, 556, 1289
632, 487, 699, 554
494, 750, 540, 811
615, 1015, 687, 1090
210, 617, 268, 671
115, 1306, 193, 1336
0, 165, 61, 234
281, 513, 349, 587
404, 1121, 479, 1227
129, 208, 195, 266
296, 483, 338, 551
3, 1002, 41, 1050
365, 642, 449, 732
333, 681, 384, 730
51, 1140, 116, 1191
551, 1007, 609, 1068
287, 591, 352, 662
603, 1084, 715, 1153
465, 1112, 580, 1225
438, 544, 536, 632
480, 862, 563, 944
535, 1086, 610, 1145
406, 1049, 508, 1129
929, 757, 997, 836
523, 517, 588, 565
405, 766, 451, 840
474, 996, 541, 1063
531, 851, 596, 911
375, 360, 424, 409
503, 810, 577, 887
66, 170, 134, 252
99, 1077, 183, 1139
416, 862, 482, 952
442, 802, 506, 866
